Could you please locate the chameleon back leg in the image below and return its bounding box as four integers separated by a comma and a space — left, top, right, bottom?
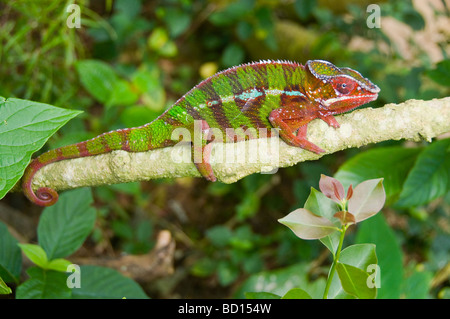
193, 142, 216, 182
192, 120, 216, 182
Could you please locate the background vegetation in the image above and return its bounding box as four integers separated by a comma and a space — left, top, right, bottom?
0, 0, 449, 298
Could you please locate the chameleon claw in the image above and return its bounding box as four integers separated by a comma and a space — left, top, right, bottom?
320, 114, 340, 128
194, 162, 217, 182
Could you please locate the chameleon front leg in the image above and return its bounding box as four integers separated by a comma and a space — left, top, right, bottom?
269, 105, 326, 154
318, 112, 340, 128
295, 112, 340, 141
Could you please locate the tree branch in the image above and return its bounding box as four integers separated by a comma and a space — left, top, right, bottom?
27, 97, 450, 192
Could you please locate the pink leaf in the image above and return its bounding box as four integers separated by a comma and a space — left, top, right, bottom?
319, 174, 345, 203
348, 178, 386, 222
278, 208, 338, 240
333, 211, 356, 225
346, 184, 353, 200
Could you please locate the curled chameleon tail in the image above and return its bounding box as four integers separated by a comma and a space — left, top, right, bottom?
21, 125, 163, 206
21, 130, 129, 206
22, 157, 60, 207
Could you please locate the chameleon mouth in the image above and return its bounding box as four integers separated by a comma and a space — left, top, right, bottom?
322, 93, 378, 108
370, 84, 381, 94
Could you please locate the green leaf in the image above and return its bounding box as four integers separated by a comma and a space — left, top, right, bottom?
159, 39, 178, 57
242, 253, 264, 274
245, 292, 280, 299
348, 178, 386, 222
162, 7, 191, 38
426, 59, 450, 86
16, 267, 71, 299
229, 225, 255, 250
0, 97, 82, 200
303, 187, 341, 252
327, 244, 378, 299
320, 231, 341, 255
18, 244, 49, 268
71, 265, 148, 299
439, 287, 450, 299
340, 244, 378, 269
304, 187, 339, 222
233, 263, 326, 299
217, 260, 239, 286
402, 8, 425, 31
281, 288, 312, 299
147, 28, 178, 57
147, 27, 170, 51
120, 105, 160, 128
221, 43, 245, 67
335, 147, 422, 202
356, 214, 403, 298
336, 263, 377, 299
236, 192, 260, 220
140, 78, 166, 111
402, 268, 433, 299
206, 225, 233, 248
278, 208, 338, 240
396, 139, 450, 207
46, 258, 73, 272
236, 21, 253, 41
190, 257, 216, 277
114, 0, 142, 18
0, 221, 22, 283
75, 60, 119, 104
208, 0, 253, 26
107, 79, 139, 107
294, 0, 316, 20
0, 276, 12, 294
38, 188, 97, 260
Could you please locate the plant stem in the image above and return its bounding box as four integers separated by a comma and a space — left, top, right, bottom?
322, 224, 348, 299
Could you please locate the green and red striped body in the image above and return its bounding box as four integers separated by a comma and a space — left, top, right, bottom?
22, 60, 380, 206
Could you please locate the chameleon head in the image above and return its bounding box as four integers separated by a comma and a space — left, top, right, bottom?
305, 60, 380, 113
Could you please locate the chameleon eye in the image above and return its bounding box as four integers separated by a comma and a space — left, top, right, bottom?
335, 80, 355, 95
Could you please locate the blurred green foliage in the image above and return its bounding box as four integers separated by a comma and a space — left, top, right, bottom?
1, 0, 449, 298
